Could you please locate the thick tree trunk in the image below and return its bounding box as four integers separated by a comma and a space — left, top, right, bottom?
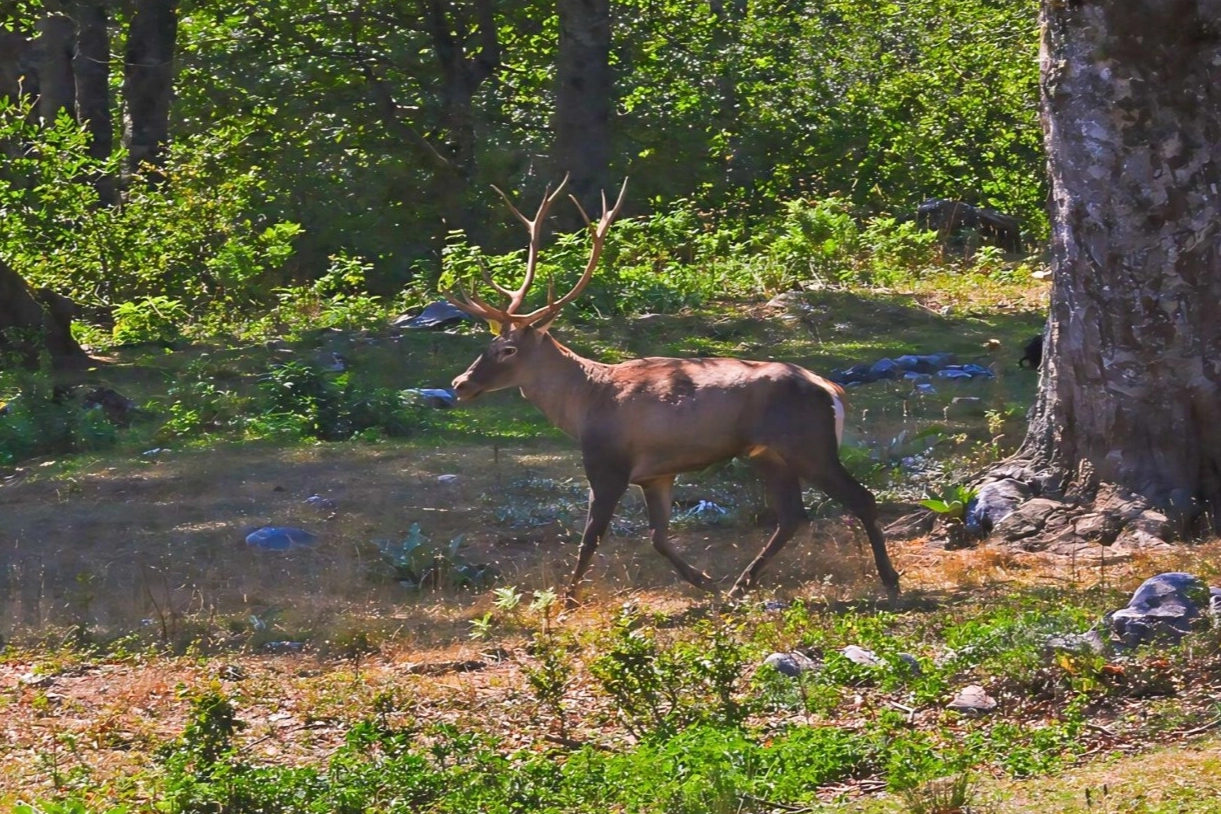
122, 0, 178, 178
0, 28, 38, 104
422, 0, 500, 235
72, 1, 116, 203
34, 14, 77, 124
973, 0, 1221, 551
554, 0, 612, 218
0, 258, 87, 368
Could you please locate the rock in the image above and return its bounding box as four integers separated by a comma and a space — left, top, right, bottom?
1044, 630, 1107, 656
1108, 572, 1207, 648
961, 363, 995, 378
869, 358, 901, 379
897, 653, 922, 675
944, 396, 987, 419
936, 368, 974, 380
405, 388, 457, 409
263, 641, 305, 653
833, 363, 877, 385
842, 645, 884, 667
245, 526, 319, 551
947, 684, 996, 714
392, 301, 472, 330
437, 474, 460, 485
911, 382, 938, 396
766, 292, 808, 309
763, 651, 820, 677
305, 494, 337, 512
964, 478, 1031, 535
1211, 588, 1221, 621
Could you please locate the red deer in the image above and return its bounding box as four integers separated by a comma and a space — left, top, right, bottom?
447, 179, 900, 605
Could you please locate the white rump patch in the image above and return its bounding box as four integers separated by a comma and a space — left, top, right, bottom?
832, 393, 844, 447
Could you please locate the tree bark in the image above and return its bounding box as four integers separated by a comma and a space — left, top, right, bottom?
974, 0, 1221, 552
34, 13, 77, 124
0, 28, 38, 105
72, 1, 116, 204
122, 0, 178, 178
554, 0, 612, 218
0, 258, 87, 368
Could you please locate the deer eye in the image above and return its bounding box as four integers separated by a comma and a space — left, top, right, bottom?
499, 346, 518, 360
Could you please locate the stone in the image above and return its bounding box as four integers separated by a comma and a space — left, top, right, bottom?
947, 684, 997, 714
1044, 630, 1107, 656
963, 478, 1031, 535
1108, 572, 1208, 648
869, 358, 901, 379
936, 368, 974, 380
437, 474, 460, 485
944, 396, 987, 419
245, 526, 319, 551
762, 651, 820, 677
897, 653, 922, 675
405, 388, 457, 409
842, 645, 884, 667
305, 494, 337, 512
392, 301, 472, 330
1211, 587, 1221, 621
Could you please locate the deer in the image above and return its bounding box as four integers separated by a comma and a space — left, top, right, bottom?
446, 178, 900, 606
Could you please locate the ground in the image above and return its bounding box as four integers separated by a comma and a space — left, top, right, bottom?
5, 274, 1220, 811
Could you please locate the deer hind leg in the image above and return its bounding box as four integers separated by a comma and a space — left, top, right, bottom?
803, 460, 901, 604
640, 477, 716, 592
728, 460, 806, 598
565, 474, 629, 608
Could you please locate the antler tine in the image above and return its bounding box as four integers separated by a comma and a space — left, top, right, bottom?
490, 176, 571, 315
476, 256, 515, 300
445, 276, 510, 324
513, 177, 628, 326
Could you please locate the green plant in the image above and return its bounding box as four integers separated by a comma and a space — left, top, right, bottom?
899, 771, 979, 814
111, 296, 189, 346
375, 524, 499, 591
920, 484, 979, 523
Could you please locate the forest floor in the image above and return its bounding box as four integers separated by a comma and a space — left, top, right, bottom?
5, 273, 1221, 812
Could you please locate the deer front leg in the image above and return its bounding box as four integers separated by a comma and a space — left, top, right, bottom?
565, 473, 629, 608
640, 477, 717, 592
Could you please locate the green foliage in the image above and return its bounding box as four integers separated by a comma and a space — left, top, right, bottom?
0, 104, 301, 320
374, 523, 499, 591
920, 484, 980, 522
0, 370, 119, 465
256, 361, 422, 442
589, 607, 753, 738
112, 297, 189, 347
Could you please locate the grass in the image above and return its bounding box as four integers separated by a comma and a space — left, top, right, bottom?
10, 268, 1218, 811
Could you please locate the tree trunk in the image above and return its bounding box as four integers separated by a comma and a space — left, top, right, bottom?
72, 1, 116, 203
0, 258, 87, 368
34, 14, 77, 124
973, 0, 1221, 552
122, 0, 178, 178
0, 28, 38, 105
554, 0, 612, 218
422, 0, 500, 235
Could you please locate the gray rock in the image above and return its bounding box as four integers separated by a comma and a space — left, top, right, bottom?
936, 368, 974, 380
763, 651, 820, 677
405, 388, 457, 409
944, 396, 987, 418
964, 478, 1031, 535
393, 301, 472, 330
1211, 587, 1221, 621
305, 494, 337, 512
245, 526, 319, 551
897, 653, 923, 675
842, 645, 884, 667
1109, 572, 1208, 648
437, 474, 460, 485
870, 358, 901, 379
1044, 630, 1107, 656
948, 684, 996, 714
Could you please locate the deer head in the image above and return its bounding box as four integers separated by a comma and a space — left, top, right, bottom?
447, 176, 627, 401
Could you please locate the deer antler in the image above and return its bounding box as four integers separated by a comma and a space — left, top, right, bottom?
446, 176, 628, 328
511, 177, 629, 326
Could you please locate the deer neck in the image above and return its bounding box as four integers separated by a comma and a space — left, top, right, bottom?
516, 333, 607, 440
